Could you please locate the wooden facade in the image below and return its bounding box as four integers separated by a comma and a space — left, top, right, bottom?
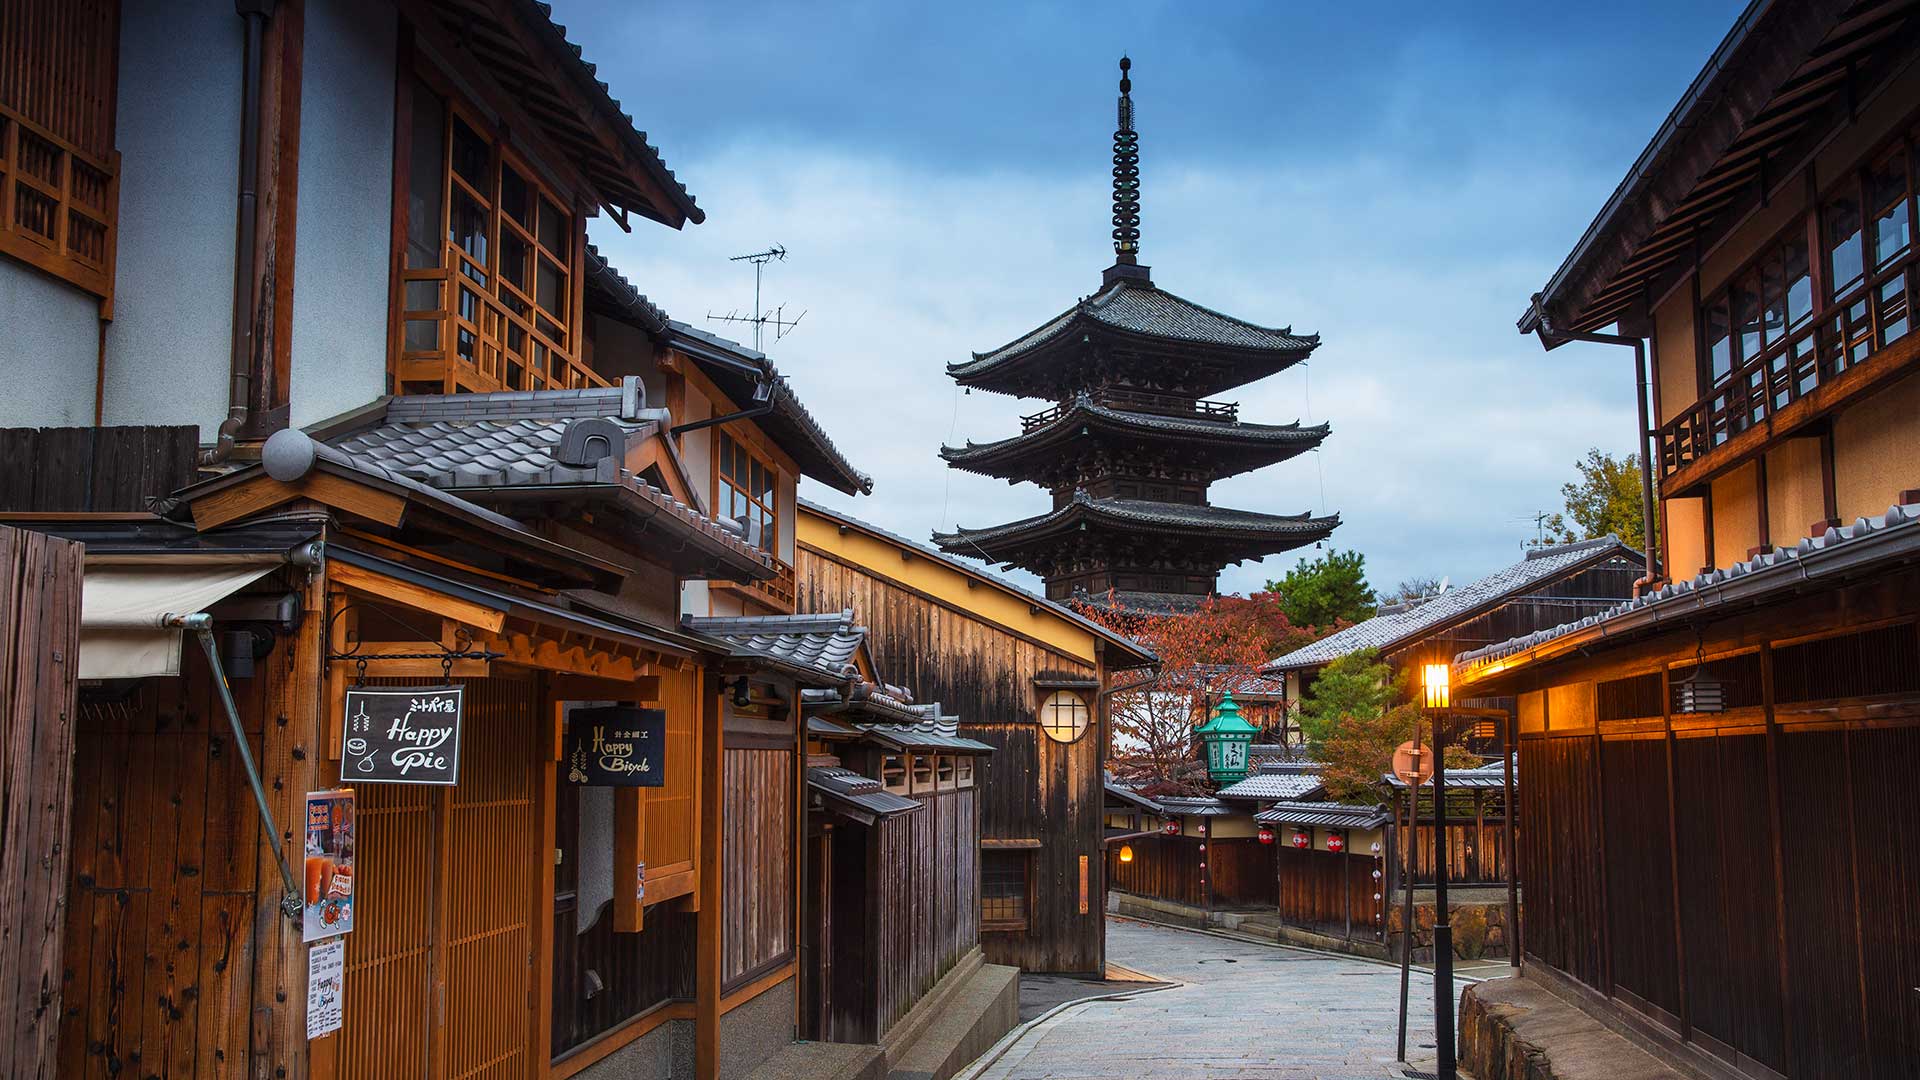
794, 501, 1154, 975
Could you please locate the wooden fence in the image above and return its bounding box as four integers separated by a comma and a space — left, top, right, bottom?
0, 525, 82, 1080
1275, 848, 1379, 939
0, 426, 197, 512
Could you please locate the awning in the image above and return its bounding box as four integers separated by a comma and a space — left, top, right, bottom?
81, 562, 278, 679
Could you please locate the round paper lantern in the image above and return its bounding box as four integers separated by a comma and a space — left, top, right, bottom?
1290, 829, 1310, 849
1257, 825, 1276, 845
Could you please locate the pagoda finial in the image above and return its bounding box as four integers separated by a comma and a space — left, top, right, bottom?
1111, 56, 1141, 265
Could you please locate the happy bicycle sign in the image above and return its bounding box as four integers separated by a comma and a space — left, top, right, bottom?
341, 686, 464, 785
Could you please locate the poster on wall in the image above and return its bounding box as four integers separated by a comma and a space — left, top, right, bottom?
307, 938, 345, 1039
341, 686, 463, 784
562, 706, 666, 787
302, 789, 356, 941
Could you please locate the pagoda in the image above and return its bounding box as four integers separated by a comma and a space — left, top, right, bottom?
934, 58, 1339, 612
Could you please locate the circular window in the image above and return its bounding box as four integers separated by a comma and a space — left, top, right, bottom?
1039, 691, 1090, 744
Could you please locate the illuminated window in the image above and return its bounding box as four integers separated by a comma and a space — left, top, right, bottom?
718, 430, 778, 553
1039, 691, 1090, 744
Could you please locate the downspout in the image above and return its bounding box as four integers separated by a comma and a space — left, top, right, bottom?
203, 0, 278, 466
1528, 293, 1662, 596
670, 377, 775, 436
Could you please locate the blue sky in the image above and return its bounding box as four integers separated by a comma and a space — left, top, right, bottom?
578, 1, 1745, 597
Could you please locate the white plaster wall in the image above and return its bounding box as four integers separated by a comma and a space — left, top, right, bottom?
0, 263, 100, 426
100, 0, 242, 439
290, 0, 395, 427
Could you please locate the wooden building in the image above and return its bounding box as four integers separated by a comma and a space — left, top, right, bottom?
933, 59, 1338, 612
794, 500, 1156, 975
1461, 4, 1920, 1077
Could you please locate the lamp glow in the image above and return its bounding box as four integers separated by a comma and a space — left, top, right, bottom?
1119, 844, 1134, 863
1422, 663, 1451, 710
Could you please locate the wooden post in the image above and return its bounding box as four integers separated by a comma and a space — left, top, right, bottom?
1502, 714, 1519, 969
1201, 817, 1214, 912
1473, 789, 1485, 882
695, 668, 724, 1080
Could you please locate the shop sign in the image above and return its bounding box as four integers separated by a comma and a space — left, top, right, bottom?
307, 938, 345, 1039
302, 789, 355, 942
342, 686, 463, 785
563, 706, 666, 787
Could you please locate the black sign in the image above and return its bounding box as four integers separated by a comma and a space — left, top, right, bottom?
341, 686, 463, 785
564, 706, 666, 787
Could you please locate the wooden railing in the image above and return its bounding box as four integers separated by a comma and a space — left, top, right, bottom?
0, 103, 116, 306
1659, 255, 1915, 481
396, 261, 607, 394
1021, 387, 1238, 433
716, 554, 795, 612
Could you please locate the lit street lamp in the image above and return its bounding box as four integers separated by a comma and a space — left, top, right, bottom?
1421, 662, 1457, 1080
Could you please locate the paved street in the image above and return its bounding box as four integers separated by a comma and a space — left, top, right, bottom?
971, 918, 1471, 1080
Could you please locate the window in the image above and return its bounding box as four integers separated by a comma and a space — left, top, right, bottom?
881, 754, 907, 793
1039, 691, 1090, 744
957, 757, 975, 788
911, 754, 934, 793
937, 755, 956, 791
981, 851, 1030, 929
397, 73, 592, 394
718, 430, 778, 553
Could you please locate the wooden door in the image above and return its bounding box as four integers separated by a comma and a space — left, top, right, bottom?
336, 675, 541, 1080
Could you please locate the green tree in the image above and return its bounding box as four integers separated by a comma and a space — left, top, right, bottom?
1536, 448, 1656, 550
1266, 548, 1376, 628
1300, 649, 1480, 802
1293, 648, 1398, 754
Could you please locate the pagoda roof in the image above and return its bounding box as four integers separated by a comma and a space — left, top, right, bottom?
950, 280, 1319, 399
932, 491, 1337, 565
940, 393, 1328, 483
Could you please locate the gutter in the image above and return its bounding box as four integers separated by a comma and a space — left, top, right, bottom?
671, 378, 774, 436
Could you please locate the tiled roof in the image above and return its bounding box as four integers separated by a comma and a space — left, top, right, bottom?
935, 491, 1339, 549
1383, 762, 1513, 790
584, 245, 667, 333
941, 393, 1328, 479
808, 766, 919, 818
1216, 765, 1325, 802
953, 280, 1319, 377
1254, 801, 1392, 830
800, 498, 1158, 669
1456, 498, 1920, 680
684, 610, 865, 685
1268, 536, 1640, 672
1157, 796, 1233, 817
1104, 779, 1163, 814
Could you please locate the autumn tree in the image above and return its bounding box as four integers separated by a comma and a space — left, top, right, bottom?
1072, 592, 1318, 794
1535, 448, 1656, 551
1298, 648, 1478, 802
1267, 548, 1376, 628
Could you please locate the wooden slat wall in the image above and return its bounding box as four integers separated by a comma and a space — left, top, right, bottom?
337, 779, 434, 1079
1275, 849, 1373, 936
797, 547, 1106, 973
0, 525, 81, 1080
721, 747, 792, 989
1518, 736, 1605, 990
644, 668, 700, 873
865, 786, 979, 1039
0, 427, 198, 513
1106, 835, 1203, 908
1600, 737, 1679, 1023
0, 0, 118, 158
1208, 839, 1275, 908
57, 642, 271, 1079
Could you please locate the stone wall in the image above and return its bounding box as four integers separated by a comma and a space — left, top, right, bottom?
1387, 898, 1514, 962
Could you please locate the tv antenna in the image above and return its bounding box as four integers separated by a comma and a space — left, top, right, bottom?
707, 245, 806, 351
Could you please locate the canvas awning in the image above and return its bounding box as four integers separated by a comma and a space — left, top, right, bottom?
80, 562, 278, 679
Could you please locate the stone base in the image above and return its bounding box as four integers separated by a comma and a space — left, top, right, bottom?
1459, 977, 1686, 1080
1387, 893, 1515, 962
1107, 891, 1392, 961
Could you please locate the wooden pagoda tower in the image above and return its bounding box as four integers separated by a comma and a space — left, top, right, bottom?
935, 58, 1339, 612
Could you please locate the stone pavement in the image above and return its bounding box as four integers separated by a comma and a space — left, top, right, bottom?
967, 917, 1473, 1080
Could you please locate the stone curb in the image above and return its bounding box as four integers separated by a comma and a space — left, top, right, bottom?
949, 977, 1179, 1080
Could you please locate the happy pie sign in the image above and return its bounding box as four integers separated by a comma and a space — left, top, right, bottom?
342, 686, 464, 785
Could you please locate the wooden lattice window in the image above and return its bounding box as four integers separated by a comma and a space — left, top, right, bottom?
395, 71, 596, 395
717, 430, 778, 553
956, 756, 975, 788
980, 850, 1031, 929
910, 753, 934, 794
880, 754, 907, 793
0, 0, 119, 306
1039, 691, 1090, 743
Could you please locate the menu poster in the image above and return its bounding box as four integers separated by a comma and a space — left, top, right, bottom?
302, 789, 356, 942
307, 938, 345, 1039
342, 686, 463, 785
563, 706, 666, 788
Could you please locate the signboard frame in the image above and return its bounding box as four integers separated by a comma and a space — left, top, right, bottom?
341, 685, 464, 785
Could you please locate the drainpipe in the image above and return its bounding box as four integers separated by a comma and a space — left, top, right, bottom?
1527, 293, 1662, 596
203, 0, 278, 466
670, 377, 775, 436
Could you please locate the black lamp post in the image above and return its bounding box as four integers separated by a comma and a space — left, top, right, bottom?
1421, 662, 1456, 1080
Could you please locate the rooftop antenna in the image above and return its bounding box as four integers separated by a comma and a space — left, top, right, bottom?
707, 245, 806, 351
1531, 510, 1553, 546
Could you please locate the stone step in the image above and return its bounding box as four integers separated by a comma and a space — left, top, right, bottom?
1460, 977, 1687, 1080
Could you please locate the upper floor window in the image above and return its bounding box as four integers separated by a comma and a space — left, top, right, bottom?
396, 71, 596, 395
718, 430, 778, 553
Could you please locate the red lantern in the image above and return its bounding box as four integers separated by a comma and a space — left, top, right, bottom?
1327, 832, 1346, 854
1257, 825, 1275, 845
1290, 829, 1310, 849
1162, 817, 1180, 836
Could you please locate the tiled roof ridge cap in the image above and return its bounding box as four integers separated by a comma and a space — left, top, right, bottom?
1523, 533, 1623, 560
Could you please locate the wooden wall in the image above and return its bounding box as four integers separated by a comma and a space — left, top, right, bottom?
1382, 554, 1644, 669
0, 427, 198, 512
1275, 849, 1376, 939
1503, 581, 1920, 1079
872, 787, 977, 1038
58, 645, 270, 1079
0, 525, 81, 1080
1107, 835, 1201, 908
797, 546, 1106, 974
721, 747, 792, 990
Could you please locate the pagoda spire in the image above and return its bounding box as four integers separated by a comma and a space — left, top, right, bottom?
1106, 57, 1150, 286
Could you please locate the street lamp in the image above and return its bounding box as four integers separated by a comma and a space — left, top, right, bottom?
1422, 662, 1457, 1080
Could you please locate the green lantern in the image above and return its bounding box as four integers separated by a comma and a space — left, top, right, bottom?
1195, 691, 1258, 785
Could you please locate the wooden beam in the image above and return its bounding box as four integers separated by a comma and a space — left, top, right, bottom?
328, 559, 508, 632
695, 669, 723, 1080
190, 472, 408, 531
